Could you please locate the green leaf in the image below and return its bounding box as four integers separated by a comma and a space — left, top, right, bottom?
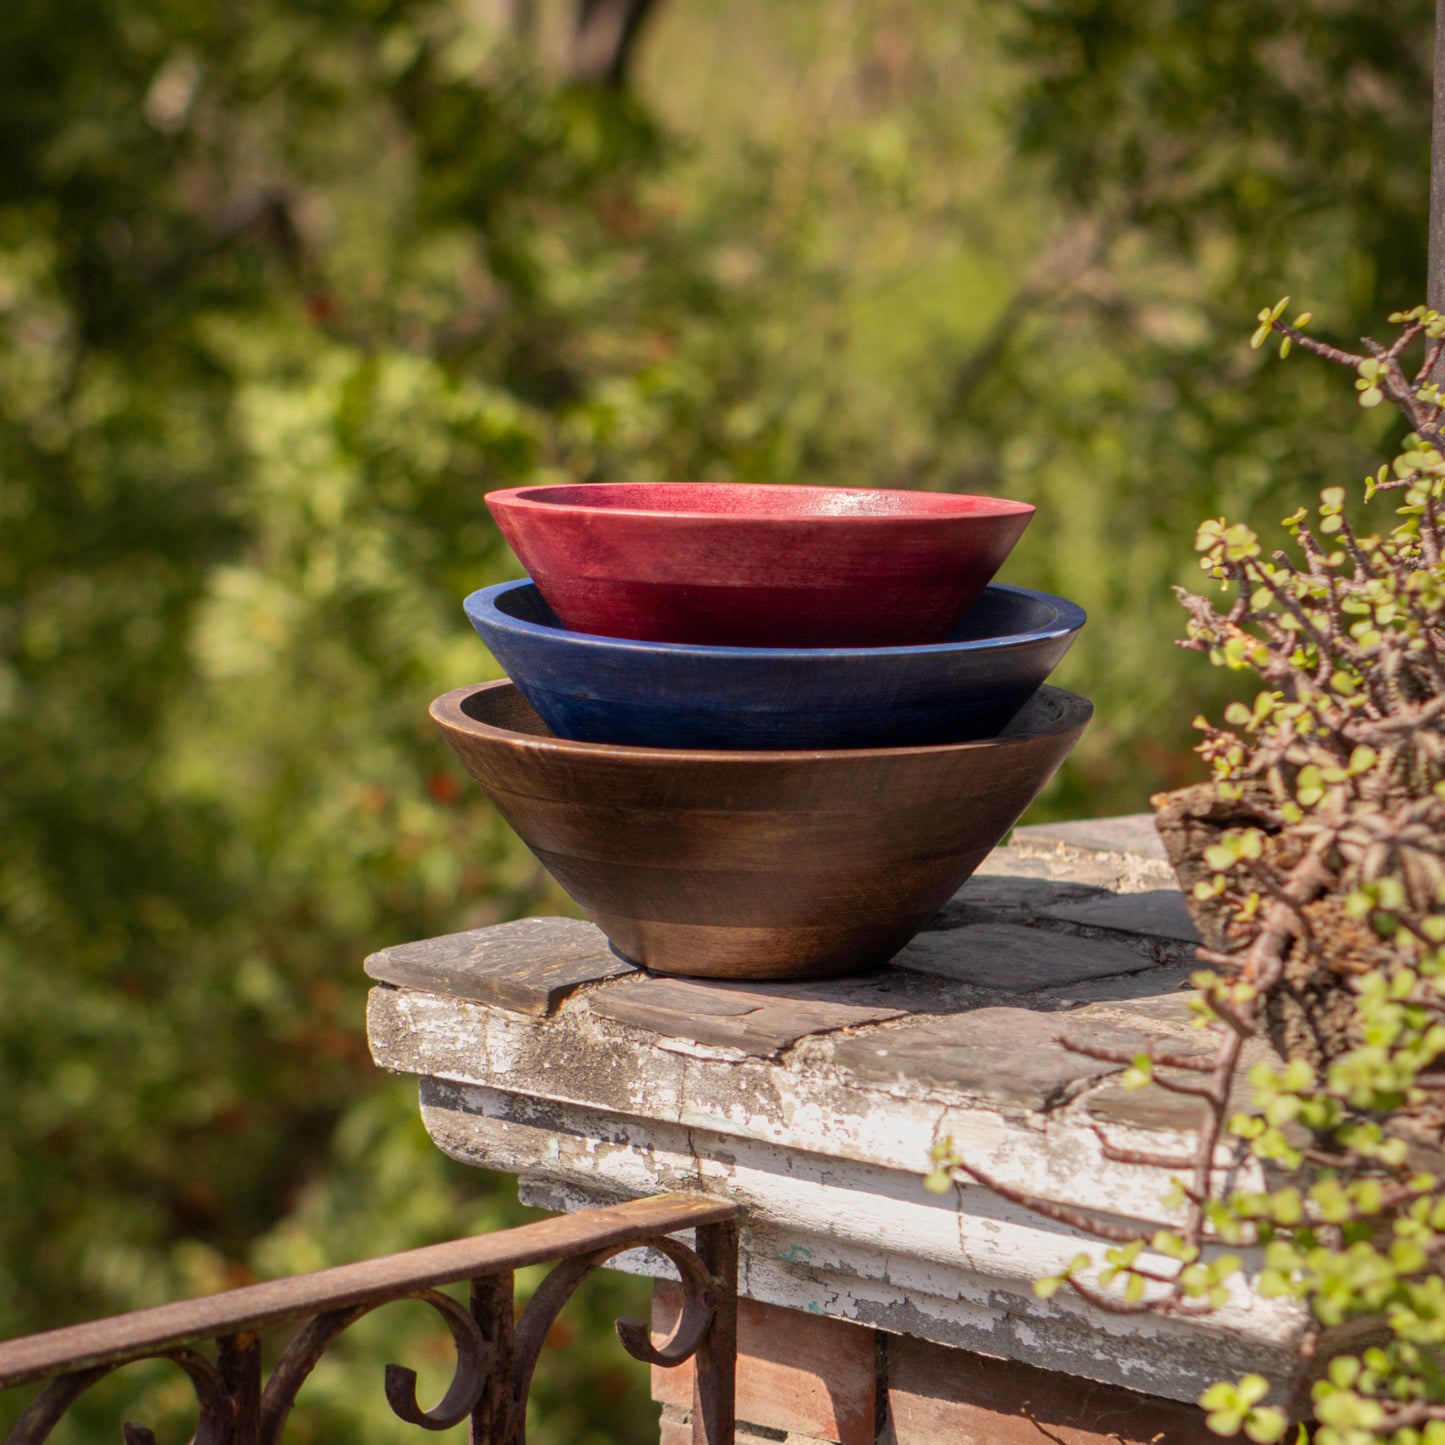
1243, 1408, 1289, 1444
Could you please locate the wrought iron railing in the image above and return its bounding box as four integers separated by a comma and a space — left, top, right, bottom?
0, 1192, 738, 1444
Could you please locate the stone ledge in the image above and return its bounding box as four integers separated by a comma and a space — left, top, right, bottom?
363, 915, 633, 1015
1012, 814, 1169, 862
366, 819, 1312, 1403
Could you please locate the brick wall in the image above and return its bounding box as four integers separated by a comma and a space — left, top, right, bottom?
652, 1284, 1215, 1445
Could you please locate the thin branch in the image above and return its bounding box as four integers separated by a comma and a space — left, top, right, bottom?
1020, 1402, 1071, 1444
947, 1161, 1153, 1245
1141, 1072, 1222, 1101
1269, 320, 1367, 369
1058, 1038, 1217, 1073
1088, 1126, 1198, 1173
1062, 1274, 1159, 1315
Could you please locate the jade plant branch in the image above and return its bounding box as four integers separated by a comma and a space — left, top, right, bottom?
935, 307, 1445, 1443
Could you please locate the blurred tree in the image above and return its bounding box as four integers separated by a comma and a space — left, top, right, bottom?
569, 0, 659, 86
0, 1, 1437, 1440
0, 0, 674, 1436
955, 0, 1435, 809
621, 0, 1433, 811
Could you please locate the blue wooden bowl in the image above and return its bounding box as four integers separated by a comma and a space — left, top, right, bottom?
463, 580, 1084, 750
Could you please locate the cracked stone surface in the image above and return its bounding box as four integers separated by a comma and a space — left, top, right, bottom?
1038, 888, 1199, 944
889, 923, 1156, 991
827, 1008, 1162, 1110
366, 818, 1311, 1404
929, 873, 1110, 928
588, 972, 913, 1055
364, 915, 634, 1015
1013, 813, 1169, 860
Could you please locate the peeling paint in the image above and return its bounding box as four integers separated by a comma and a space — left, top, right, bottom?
371, 837, 1320, 1407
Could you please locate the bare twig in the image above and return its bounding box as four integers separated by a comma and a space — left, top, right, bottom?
1020, 1401, 1070, 1444
948, 1160, 1153, 1245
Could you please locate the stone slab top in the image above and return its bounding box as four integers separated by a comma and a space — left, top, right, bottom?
365, 915, 635, 1016
367, 816, 1213, 1151
365, 817, 1326, 1399
1011, 812, 1169, 861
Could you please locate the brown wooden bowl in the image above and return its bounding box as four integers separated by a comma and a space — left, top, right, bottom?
430, 681, 1092, 980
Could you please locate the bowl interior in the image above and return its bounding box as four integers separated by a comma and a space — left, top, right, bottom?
494, 481, 1032, 521
460, 683, 553, 736
949, 587, 1065, 643
485, 579, 1072, 650
434, 679, 1093, 978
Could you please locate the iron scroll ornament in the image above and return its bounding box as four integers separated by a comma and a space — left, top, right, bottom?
3, 1229, 733, 1444
8, 1346, 234, 1445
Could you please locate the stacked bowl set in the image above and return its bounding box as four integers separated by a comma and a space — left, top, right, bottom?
431, 482, 1092, 981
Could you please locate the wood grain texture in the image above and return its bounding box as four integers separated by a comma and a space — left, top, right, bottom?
464, 579, 1082, 749
652, 1283, 878, 1445
884, 1332, 1216, 1444
485, 481, 1033, 647
429, 682, 1091, 980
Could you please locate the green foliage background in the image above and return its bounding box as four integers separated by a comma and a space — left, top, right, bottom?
0, 0, 1434, 1437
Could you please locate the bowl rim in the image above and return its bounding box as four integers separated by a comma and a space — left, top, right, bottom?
430, 680, 1093, 764
464, 578, 1085, 660
485, 481, 1036, 523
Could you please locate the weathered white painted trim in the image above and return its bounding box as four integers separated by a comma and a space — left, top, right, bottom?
365, 825, 1325, 1406
413, 1077, 1304, 1402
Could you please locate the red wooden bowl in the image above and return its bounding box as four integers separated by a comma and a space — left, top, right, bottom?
430, 681, 1091, 980
484, 482, 1035, 647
